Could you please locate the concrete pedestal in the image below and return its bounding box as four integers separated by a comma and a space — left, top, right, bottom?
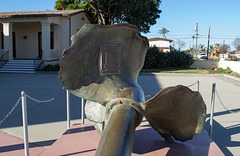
42, 124, 224, 156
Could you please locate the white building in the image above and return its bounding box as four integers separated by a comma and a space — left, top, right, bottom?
0, 9, 90, 65
148, 37, 173, 52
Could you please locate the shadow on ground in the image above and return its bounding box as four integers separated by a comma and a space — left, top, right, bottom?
205, 109, 240, 156
0, 74, 163, 129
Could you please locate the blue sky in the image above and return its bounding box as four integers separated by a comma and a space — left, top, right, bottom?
148, 0, 240, 50
0, 0, 239, 50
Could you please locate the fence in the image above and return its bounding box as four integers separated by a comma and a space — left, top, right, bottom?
0, 88, 85, 156
0, 80, 237, 156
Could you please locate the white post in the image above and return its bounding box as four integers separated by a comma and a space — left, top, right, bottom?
3, 23, 13, 60
41, 21, 51, 61
81, 98, 85, 124
66, 90, 70, 129
21, 91, 29, 156
196, 80, 199, 92
209, 83, 216, 137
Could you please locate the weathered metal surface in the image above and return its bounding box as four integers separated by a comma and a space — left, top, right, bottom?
95, 103, 138, 156
58, 24, 148, 105
85, 100, 105, 133
142, 85, 206, 142
58, 23, 207, 156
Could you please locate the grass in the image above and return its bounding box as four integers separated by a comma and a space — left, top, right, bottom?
38, 64, 60, 71
141, 68, 240, 78
141, 68, 210, 74
231, 72, 240, 78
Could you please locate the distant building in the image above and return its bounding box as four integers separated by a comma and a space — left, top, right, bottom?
235, 51, 240, 58
213, 43, 220, 57
148, 37, 173, 52
0, 9, 90, 65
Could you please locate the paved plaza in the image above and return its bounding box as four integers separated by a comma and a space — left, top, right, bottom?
0, 72, 239, 155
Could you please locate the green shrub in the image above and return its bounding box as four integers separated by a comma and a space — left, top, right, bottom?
224, 67, 233, 74
143, 46, 194, 69
39, 64, 60, 71
216, 67, 233, 74
216, 67, 224, 73
143, 45, 160, 69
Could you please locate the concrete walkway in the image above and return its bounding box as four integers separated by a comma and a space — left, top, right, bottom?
0, 72, 239, 155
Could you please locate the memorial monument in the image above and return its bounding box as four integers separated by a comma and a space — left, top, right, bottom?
58, 23, 206, 156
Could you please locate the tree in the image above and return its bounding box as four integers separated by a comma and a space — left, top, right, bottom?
176, 39, 185, 51
219, 44, 230, 54
232, 38, 240, 51
209, 45, 214, 53
199, 44, 206, 53
192, 35, 195, 49
55, 0, 162, 33
158, 27, 169, 39
55, 0, 98, 23
55, 0, 80, 10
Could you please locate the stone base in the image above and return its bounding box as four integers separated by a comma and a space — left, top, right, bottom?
41, 123, 224, 156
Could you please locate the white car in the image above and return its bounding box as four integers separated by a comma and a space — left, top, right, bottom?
197, 53, 207, 59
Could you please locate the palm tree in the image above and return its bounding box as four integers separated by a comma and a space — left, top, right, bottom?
192, 35, 195, 47
158, 27, 169, 39
199, 44, 206, 53
209, 45, 214, 53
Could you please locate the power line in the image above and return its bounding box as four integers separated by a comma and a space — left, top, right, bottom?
147, 34, 240, 38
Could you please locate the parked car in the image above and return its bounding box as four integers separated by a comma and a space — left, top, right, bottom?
198, 53, 207, 59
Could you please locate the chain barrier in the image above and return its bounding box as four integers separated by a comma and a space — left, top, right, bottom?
0, 96, 22, 126
144, 81, 198, 99
0, 81, 200, 126
0, 87, 65, 126
25, 87, 65, 103
187, 82, 197, 88
215, 88, 238, 114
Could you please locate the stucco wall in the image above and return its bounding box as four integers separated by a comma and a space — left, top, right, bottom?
219, 59, 240, 73
13, 22, 40, 59
190, 59, 240, 74
71, 13, 90, 36
0, 24, 2, 50
149, 40, 170, 47
0, 49, 3, 56
0, 12, 90, 63
42, 13, 90, 65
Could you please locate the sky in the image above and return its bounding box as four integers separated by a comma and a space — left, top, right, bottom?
0, 0, 239, 50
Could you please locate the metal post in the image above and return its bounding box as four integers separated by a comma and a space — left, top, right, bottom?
209, 83, 216, 137
21, 91, 29, 156
196, 80, 199, 92
195, 23, 199, 58
66, 90, 70, 129
81, 98, 85, 124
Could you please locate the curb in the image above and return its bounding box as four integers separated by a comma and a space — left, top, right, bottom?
223, 74, 240, 82
139, 72, 223, 77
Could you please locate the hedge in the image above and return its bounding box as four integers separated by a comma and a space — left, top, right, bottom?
143, 46, 194, 69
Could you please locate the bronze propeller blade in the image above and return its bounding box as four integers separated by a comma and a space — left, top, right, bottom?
142, 85, 206, 142
58, 23, 206, 156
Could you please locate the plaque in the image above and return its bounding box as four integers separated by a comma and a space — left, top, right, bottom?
99, 44, 121, 75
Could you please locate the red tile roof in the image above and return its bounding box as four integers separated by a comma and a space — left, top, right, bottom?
148, 37, 173, 42
0, 9, 84, 19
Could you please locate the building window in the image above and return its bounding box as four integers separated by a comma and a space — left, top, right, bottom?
50, 32, 54, 49
1, 32, 4, 49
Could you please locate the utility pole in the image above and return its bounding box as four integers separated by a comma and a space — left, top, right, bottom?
195, 23, 199, 57
207, 26, 210, 60
192, 35, 195, 54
